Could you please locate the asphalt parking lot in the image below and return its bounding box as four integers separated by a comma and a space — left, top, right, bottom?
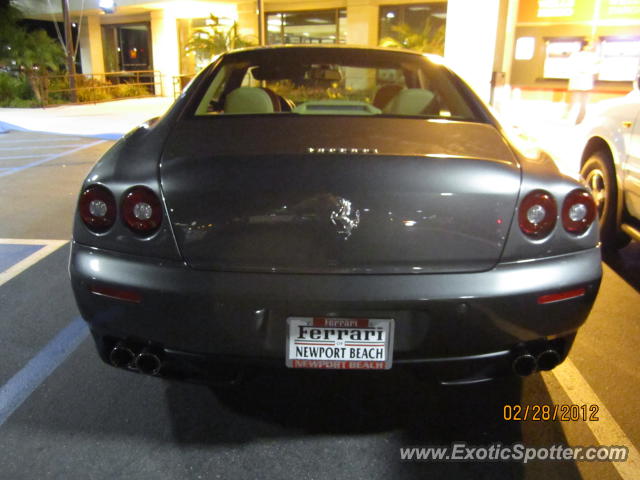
0, 130, 639, 480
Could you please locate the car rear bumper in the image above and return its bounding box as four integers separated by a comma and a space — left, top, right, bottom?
69, 242, 601, 383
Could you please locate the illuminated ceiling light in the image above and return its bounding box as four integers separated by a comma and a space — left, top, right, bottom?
386, 12, 396, 19
99, 0, 116, 14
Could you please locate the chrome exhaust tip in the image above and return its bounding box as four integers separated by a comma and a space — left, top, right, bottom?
109, 343, 135, 368
536, 349, 561, 371
512, 354, 537, 376
135, 349, 162, 375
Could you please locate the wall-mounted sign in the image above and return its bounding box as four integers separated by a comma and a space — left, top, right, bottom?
538, 0, 575, 18
519, 0, 640, 22
607, 0, 640, 17
598, 38, 640, 81
543, 39, 582, 78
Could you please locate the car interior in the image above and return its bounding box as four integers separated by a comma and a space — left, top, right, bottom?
194, 53, 475, 120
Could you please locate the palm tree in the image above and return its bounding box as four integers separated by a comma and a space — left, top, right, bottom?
2, 28, 65, 103
379, 17, 445, 55
185, 15, 256, 60
0, 5, 65, 104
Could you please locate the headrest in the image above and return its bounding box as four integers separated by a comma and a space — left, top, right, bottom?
383, 88, 435, 115
224, 87, 275, 114
373, 84, 403, 110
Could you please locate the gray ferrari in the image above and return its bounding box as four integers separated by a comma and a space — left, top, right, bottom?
69, 46, 601, 386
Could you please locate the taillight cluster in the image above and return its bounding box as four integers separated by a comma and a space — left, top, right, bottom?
79, 185, 117, 233
562, 189, 596, 235
519, 190, 557, 238
79, 185, 162, 236
519, 189, 595, 238
122, 187, 163, 234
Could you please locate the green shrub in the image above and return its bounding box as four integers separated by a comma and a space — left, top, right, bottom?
0, 73, 37, 106
113, 83, 150, 98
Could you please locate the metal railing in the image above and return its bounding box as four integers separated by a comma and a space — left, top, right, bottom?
33, 70, 164, 106
172, 74, 196, 99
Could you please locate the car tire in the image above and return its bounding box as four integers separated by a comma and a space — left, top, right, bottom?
580, 150, 630, 250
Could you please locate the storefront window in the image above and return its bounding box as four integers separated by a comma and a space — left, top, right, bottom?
177, 17, 212, 77
598, 37, 640, 82
379, 3, 447, 54
101, 23, 152, 72
266, 9, 346, 45
542, 38, 582, 79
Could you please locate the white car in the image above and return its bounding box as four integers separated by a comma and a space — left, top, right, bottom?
579, 74, 640, 250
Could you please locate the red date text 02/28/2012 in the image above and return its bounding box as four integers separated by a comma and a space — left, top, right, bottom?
503, 404, 600, 422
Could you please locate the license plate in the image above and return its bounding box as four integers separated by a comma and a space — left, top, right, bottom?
286, 317, 394, 370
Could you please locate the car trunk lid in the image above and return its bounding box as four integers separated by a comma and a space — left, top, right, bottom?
160, 117, 521, 273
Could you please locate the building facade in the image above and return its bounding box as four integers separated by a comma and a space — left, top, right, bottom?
512, 0, 640, 103
15, 0, 640, 104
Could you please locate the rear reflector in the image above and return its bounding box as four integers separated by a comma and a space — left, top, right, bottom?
89, 285, 142, 304
537, 288, 586, 304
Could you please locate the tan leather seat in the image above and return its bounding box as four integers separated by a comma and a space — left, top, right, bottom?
383, 88, 435, 115
260, 87, 282, 112
224, 87, 276, 114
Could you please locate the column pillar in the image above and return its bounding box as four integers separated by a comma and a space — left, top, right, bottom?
79, 15, 104, 75
151, 10, 180, 97
237, 1, 259, 42
346, 0, 378, 46
444, 0, 504, 102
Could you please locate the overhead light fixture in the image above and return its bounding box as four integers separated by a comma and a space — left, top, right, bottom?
99, 0, 116, 14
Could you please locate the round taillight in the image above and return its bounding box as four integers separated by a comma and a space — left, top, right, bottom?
122, 186, 162, 235
562, 189, 596, 235
519, 190, 557, 238
79, 185, 116, 233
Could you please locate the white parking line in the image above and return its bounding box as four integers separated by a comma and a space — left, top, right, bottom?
546, 358, 640, 479
0, 154, 49, 161
0, 239, 68, 287
0, 140, 104, 178
0, 316, 88, 426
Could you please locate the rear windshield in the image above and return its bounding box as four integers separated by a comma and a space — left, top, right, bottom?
193, 48, 483, 122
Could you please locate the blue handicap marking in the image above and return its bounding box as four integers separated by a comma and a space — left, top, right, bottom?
0, 244, 46, 273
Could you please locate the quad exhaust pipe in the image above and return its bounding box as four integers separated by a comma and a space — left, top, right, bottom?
109, 343, 162, 375
109, 342, 135, 368
135, 349, 162, 375
536, 349, 561, 371
512, 353, 537, 376
512, 348, 562, 376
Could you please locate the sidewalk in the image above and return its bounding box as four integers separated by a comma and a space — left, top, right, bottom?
0, 96, 174, 140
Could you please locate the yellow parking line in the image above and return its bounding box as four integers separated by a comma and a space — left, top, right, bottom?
545, 358, 640, 479
0, 239, 68, 288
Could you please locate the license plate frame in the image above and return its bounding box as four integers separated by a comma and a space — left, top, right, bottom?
285, 317, 394, 370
